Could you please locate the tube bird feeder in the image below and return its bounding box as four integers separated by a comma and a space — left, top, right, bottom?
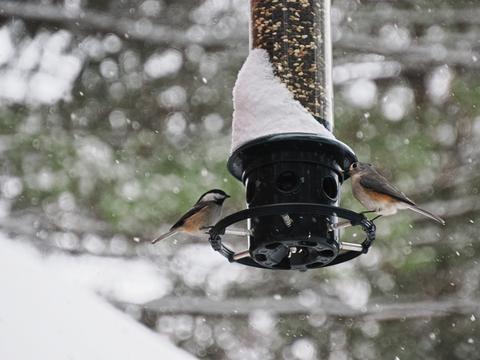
209, 0, 376, 270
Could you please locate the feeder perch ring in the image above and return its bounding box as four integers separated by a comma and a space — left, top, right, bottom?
208, 203, 376, 270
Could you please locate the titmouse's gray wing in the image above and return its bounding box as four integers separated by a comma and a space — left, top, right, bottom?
360, 169, 416, 206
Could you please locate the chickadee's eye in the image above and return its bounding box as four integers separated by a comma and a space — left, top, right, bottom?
352, 163, 358, 169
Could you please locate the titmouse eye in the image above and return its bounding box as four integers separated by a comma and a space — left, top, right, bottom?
352, 163, 358, 169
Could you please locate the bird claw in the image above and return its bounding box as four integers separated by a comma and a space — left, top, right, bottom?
200, 226, 214, 234
360, 219, 376, 253
209, 234, 222, 251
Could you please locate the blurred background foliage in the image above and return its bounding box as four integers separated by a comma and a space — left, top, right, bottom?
0, 0, 479, 359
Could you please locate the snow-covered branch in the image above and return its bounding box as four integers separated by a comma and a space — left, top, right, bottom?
336, 34, 480, 69
141, 296, 479, 320
2, 1, 480, 71
349, 7, 480, 27
0, 1, 228, 49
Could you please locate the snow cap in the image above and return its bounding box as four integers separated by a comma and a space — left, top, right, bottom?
231, 48, 335, 152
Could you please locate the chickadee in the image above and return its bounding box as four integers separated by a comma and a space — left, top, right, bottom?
151, 189, 230, 244
346, 162, 445, 225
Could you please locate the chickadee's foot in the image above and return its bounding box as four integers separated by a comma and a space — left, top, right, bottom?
200, 226, 214, 234
209, 234, 222, 251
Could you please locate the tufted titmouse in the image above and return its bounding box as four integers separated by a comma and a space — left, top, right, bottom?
346, 162, 445, 225
151, 189, 230, 244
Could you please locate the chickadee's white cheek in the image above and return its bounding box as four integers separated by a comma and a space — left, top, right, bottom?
202, 194, 216, 202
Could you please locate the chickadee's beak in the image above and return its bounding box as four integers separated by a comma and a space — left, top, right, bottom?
226, 194, 231, 198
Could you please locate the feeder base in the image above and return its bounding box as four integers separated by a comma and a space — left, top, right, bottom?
208, 203, 376, 270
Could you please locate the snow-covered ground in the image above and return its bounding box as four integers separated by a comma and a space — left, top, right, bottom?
0, 236, 197, 360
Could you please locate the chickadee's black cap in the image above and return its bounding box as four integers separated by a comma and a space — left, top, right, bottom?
196, 189, 230, 203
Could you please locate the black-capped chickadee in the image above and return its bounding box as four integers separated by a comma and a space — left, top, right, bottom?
151, 189, 230, 244
347, 162, 445, 224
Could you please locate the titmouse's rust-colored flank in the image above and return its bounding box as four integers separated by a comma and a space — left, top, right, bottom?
346, 162, 445, 225
151, 189, 230, 244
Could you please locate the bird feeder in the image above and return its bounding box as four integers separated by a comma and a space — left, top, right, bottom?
209, 0, 376, 270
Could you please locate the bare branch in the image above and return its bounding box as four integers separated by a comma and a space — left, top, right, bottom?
141, 295, 480, 321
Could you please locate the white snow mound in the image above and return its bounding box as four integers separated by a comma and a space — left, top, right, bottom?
231, 48, 334, 152
0, 236, 197, 360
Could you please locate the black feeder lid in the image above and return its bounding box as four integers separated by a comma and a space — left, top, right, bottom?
228, 133, 358, 182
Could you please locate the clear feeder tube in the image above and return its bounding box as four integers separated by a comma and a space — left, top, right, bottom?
251, 0, 333, 131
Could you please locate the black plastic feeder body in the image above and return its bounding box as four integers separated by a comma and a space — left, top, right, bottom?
225, 134, 363, 270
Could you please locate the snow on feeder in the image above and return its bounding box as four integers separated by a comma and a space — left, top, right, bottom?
209, 0, 376, 270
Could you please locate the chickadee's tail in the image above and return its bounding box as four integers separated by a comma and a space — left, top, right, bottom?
151, 229, 178, 244
408, 205, 445, 225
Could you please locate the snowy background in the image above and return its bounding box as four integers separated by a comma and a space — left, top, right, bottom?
0, 0, 479, 359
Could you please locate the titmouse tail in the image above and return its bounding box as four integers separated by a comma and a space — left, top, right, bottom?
408, 205, 445, 225
151, 229, 178, 244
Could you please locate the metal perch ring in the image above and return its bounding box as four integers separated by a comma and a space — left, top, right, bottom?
208, 203, 376, 270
